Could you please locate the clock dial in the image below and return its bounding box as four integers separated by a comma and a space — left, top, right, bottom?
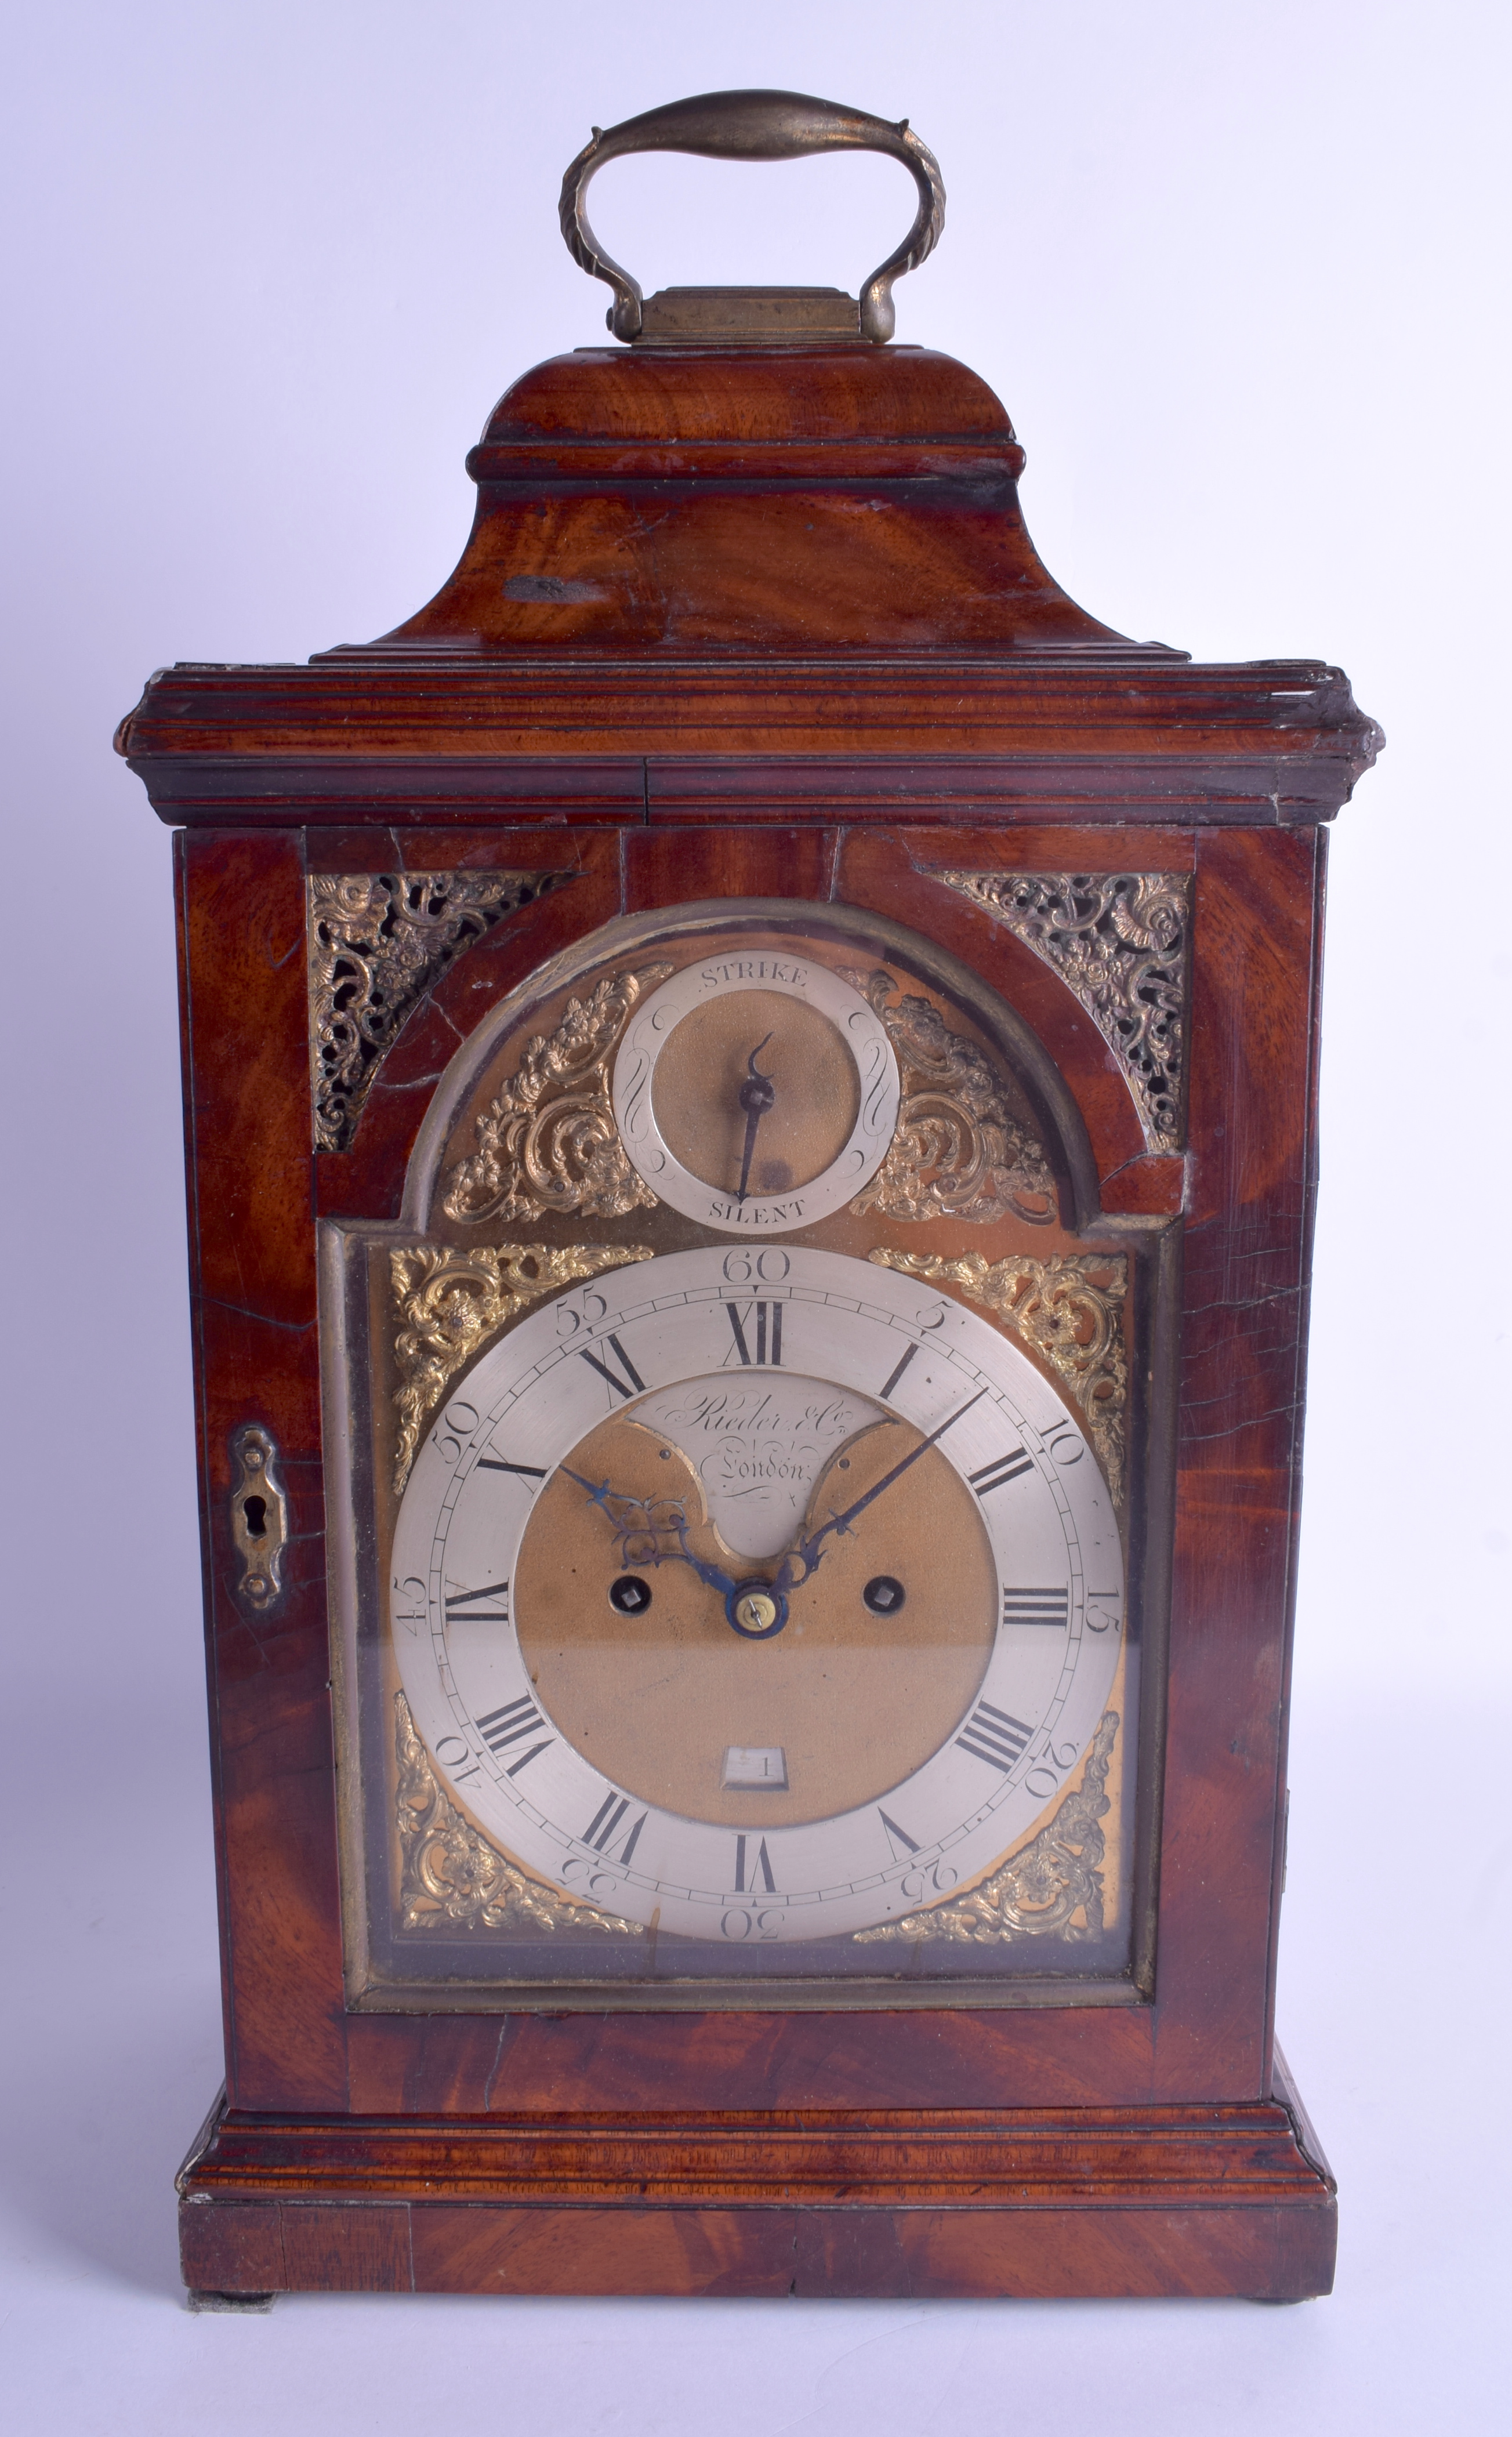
611, 951, 900, 1232
513, 1389, 999, 1828
652, 991, 860, 1200
390, 1246, 1124, 1945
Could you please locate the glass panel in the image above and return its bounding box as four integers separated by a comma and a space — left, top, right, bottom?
323, 906, 1162, 2008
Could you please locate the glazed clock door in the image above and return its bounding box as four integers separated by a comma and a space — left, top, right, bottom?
323, 900, 1167, 2010
390, 1241, 1123, 1949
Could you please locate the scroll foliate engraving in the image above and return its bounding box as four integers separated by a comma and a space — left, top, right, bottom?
441, 964, 675, 1224
840, 970, 1056, 1224
936, 871, 1191, 1148
870, 1247, 1127, 1509
309, 871, 562, 1152
856, 1713, 1118, 1943
396, 1693, 637, 1936
390, 1242, 655, 1493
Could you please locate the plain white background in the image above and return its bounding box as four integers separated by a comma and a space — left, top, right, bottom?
2, 3, 1509, 2429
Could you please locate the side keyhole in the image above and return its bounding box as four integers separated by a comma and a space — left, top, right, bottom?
242, 1495, 267, 1539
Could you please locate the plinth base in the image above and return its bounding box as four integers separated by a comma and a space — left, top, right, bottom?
177, 2054, 1334, 2303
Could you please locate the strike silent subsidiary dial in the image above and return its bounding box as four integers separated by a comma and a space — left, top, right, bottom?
610, 951, 901, 1232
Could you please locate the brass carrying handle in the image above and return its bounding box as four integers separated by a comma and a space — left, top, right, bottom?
559, 88, 945, 344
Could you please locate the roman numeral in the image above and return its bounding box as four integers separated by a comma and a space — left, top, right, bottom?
475, 1457, 547, 1480
578, 1333, 647, 1401
724, 1301, 784, 1366
475, 1693, 545, 1751
1001, 1586, 1070, 1629
969, 1448, 1035, 1498
582, 1792, 648, 1866
445, 1579, 511, 1623
956, 1700, 1033, 1773
474, 1694, 553, 1775
877, 1341, 918, 1403
878, 1808, 920, 1861
734, 1834, 777, 1894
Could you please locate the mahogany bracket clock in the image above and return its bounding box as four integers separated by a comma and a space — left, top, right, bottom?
118, 90, 1382, 2304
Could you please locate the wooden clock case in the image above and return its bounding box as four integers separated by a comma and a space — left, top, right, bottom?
119, 245, 1380, 2304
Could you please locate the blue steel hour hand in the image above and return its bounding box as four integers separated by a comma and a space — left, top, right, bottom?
559, 1466, 740, 1602
771, 1391, 988, 1597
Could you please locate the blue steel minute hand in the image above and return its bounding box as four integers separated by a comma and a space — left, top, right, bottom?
770, 1390, 988, 1597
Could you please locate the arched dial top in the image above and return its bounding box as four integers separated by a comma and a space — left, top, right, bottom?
389, 1246, 1124, 1946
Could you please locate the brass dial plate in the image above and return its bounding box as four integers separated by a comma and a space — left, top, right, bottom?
651, 989, 861, 1201
387, 1246, 1125, 1945
514, 1398, 998, 1829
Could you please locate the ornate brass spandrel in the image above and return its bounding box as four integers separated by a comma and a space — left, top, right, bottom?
441, 964, 675, 1224
309, 871, 563, 1152
855, 1711, 1119, 1945
935, 871, 1191, 1149
870, 1246, 1127, 1509
838, 969, 1056, 1224
390, 1241, 655, 1493
394, 1693, 637, 1936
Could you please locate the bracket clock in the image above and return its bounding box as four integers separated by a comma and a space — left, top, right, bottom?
119, 90, 1382, 2304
